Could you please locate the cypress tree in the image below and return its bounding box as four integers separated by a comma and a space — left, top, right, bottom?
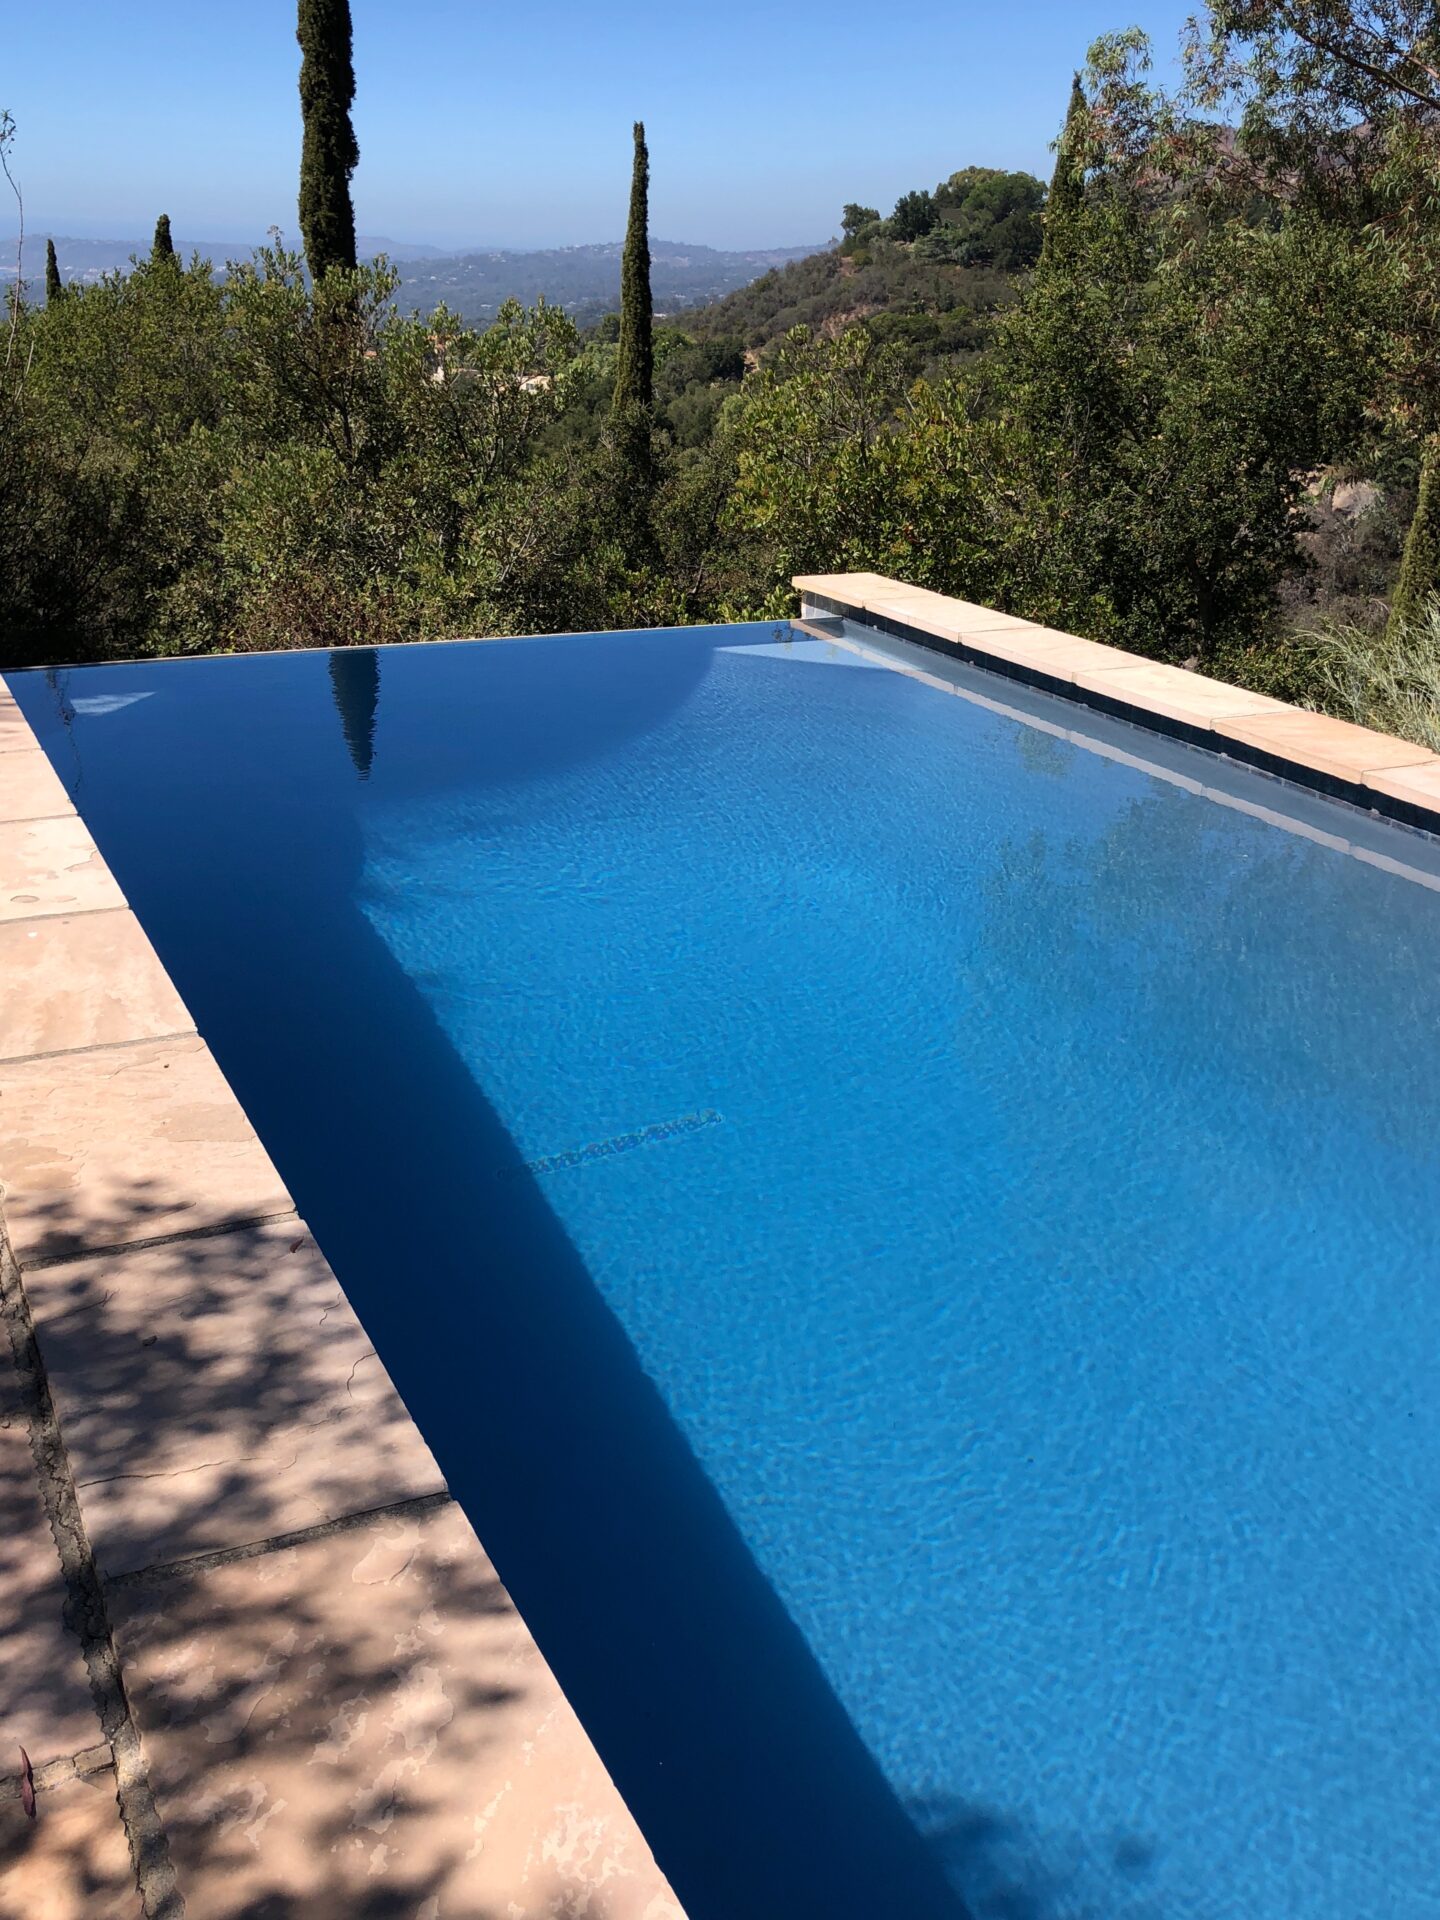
44, 237, 62, 305
296, 0, 359, 280
151, 213, 176, 266
1388, 435, 1440, 637
1041, 73, 1087, 264
612, 121, 653, 419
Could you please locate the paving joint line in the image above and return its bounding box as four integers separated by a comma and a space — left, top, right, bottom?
0, 1222, 183, 1917
108, 1489, 456, 1591
0, 1028, 199, 1069
0, 1740, 115, 1805
24, 1209, 301, 1270
1, 902, 131, 929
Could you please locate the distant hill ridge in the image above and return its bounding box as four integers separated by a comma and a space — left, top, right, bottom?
10, 232, 826, 326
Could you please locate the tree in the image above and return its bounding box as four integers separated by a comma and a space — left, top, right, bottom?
151, 213, 176, 266
1169, 7, 1440, 619
841, 203, 880, 238
890, 188, 937, 242
296, 0, 359, 280
1040, 73, 1086, 263
612, 121, 653, 419
1389, 438, 1440, 635
44, 237, 62, 304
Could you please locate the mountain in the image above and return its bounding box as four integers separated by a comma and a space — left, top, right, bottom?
3, 232, 457, 283
4, 233, 824, 323
387, 240, 827, 326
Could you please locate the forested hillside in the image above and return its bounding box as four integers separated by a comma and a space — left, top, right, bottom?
5, 6, 1440, 749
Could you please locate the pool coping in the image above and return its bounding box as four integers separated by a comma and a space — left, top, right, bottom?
794, 573, 1440, 838
0, 678, 684, 1917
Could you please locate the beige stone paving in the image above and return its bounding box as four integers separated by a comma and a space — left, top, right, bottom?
0, 913, 192, 1062
110, 1501, 682, 1920
965, 625, 1138, 677
0, 817, 127, 925
0, 1036, 291, 1263
0, 750, 74, 825
0, 1355, 101, 1770
28, 1226, 445, 1578
1216, 707, 1436, 780
1069, 660, 1291, 728
0, 694, 35, 757
1364, 756, 1440, 806
0, 1773, 141, 1920
868, 589, 1038, 637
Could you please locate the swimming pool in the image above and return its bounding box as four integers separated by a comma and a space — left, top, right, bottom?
13, 621, 1440, 1920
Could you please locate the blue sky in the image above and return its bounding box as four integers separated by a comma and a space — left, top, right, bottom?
7, 1, 1199, 250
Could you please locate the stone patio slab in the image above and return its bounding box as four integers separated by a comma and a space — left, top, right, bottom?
0, 690, 36, 756
0, 1772, 140, 1919
963, 625, 1138, 677
0, 1036, 290, 1263
1070, 661, 1292, 728
109, 1501, 683, 1920
1362, 756, 1440, 807
792, 571, 895, 602
29, 1226, 444, 1577
0, 748, 75, 825
0, 1357, 102, 1770
0, 912, 193, 1062
0, 816, 126, 924
1216, 707, 1437, 780
866, 590, 1038, 637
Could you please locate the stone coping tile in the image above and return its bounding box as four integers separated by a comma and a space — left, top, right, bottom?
867, 590, 1038, 637
0, 816, 127, 924
795, 573, 1440, 820
1363, 757, 1440, 805
28, 1225, 444, 1578
1070, 660, 1292, 728
792, 571, 895, 601
1216, 708, 1436, 780
0, 689, 35, 756
0, 1358, 104, 1770
974, 626, 1140, 677
0, 1772, 141, 1919
109, 1501, 683, 1920
0, 1035, 290, 1263
0, 912, 193, 1062
1, 748, 76, 824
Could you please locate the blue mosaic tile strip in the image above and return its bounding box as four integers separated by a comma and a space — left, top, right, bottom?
504, 1109, 724, 1179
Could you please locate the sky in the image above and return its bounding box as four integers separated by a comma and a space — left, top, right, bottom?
6, 1, 1200, 252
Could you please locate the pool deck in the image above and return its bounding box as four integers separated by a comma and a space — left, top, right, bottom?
796, 574, 1440, 835
0, 684, 682, 1914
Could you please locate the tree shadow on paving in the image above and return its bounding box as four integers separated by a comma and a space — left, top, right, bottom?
19, 1211, 446, 1579
106, 1495, 674, 1919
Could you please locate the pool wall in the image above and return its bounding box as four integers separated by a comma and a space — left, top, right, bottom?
797, 572, 1440, 835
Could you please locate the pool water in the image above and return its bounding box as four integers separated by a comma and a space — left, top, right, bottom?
14, 624, 1440, 1920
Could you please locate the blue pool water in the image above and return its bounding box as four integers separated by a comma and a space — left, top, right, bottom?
14, 623, 1440, 1920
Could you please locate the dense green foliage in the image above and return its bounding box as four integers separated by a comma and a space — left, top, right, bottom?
150, 214, 175, 266
4, 4, 1440, 739
296, 0, 358, 279
44, 237, 61, 304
